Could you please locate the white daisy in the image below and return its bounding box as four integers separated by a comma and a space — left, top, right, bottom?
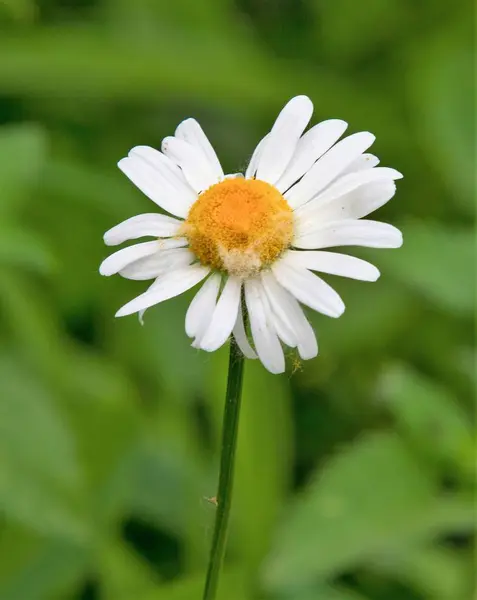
100, 95, 403, 374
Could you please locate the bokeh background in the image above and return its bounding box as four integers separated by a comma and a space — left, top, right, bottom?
0, 1, 474, 599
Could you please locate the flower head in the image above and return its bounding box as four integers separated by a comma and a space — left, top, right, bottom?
100, 96, 403, 373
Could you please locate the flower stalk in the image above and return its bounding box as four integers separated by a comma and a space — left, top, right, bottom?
202, 339, 245, 600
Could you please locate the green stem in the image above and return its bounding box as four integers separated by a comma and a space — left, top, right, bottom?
202, 340, 245, 600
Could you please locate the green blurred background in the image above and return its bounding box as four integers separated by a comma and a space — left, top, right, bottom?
0, 0, 474, 599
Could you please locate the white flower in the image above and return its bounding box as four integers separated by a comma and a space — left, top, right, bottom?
100, 95, 403, 374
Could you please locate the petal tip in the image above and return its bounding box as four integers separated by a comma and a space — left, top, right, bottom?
161, 137, 173, 153
394, 170, 404, 180
292, 94, 313, 106
333, 303, 346, 318
117, 157, 128, 171
115, 306, 129, 318
290, 95, 314, 116
99, 261, 112, 276
370, 268, 381, 282
103, 231, 116, 246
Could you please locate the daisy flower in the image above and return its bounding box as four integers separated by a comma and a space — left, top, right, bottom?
100, 96, 402, 374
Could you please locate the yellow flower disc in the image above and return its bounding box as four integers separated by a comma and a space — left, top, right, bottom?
182, 178, 294, 277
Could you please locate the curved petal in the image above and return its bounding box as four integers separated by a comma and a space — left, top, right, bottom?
296, 182, 396, 230
175, 118, 224, 180
118, 156, 194, 218
198, 276, 242, 352
275, 119, 348, 192
115, 264, 210, 317
261, 270, 318, 359
343, 153, 380, 174
128, 146, 196, 199
272, 260, 345, 318
99, 241, 160, 276
161, 136, 220, 193
295, 167, 402, 221
256, 96, 314, 185
294, 219, 403, 250
296, 315, 319, 360
120, 247, 194, 280
244, 279, 285, 374
245, 134, 269, 179
284, 250, 380, 281
103, 213, 182, 246
185, 273, 221, 339
285, 132, 376, 209
232, 307, 258, 359
261, 289, 297, 347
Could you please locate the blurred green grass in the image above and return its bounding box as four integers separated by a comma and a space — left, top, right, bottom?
0, 1, 474, 599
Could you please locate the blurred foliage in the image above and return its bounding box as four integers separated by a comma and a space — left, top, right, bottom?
0, 1, 474, 599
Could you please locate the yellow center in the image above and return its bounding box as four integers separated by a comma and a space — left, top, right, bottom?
181, 178, 294, 277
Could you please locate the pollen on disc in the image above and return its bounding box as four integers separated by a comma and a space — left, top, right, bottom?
182, 178, 294, 277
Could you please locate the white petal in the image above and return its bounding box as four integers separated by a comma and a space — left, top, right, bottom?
198, 276, 242, 352
317, 181, 396, 223
260, 276, 298, 348
125, 238, 189, 308
103, 213, 182, 246
261, 289, 297, 347
245, 134, 269, 179
296, 315, 319, 360
128, 146, 196, 199
185, 273, 221, 339
245, 279, 285, 374
285, 132, 376, 209
342, 153, 380, 174
261, 270, 318, 359
256, 96, 314, 184
175, 118, 224, 180
155, 237, 189, 250
118, 156, 194, 218
294, 219, 403, 250
275, 119, 348, 192
115, 264, 210, 317
272, 260, 345, 318
161, 136, 220, 193
99, 241, 160, 276
284, 250, 380, 281
232, 307, 257, 359
120, 247, 194, 280
296, 167, 402, 222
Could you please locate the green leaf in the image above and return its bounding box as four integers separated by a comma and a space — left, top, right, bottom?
141, 569, 248, 600
112, 293, 208, 403
378, 364, 474, 479
114, 407, 209, 561
310, 280, 414, 359
278, 585, 368, 600
99, 538, 159, 600
41, 158, 140, 218
0, 225, 55, 273
233, 360, 292, 570
377, 221, 474, 315
0, 358, 82, 491
263, 432, 436, 590
0, 536, 88, 600
0, 356, 88, 542
0, 124, 46, 214
371, 543, 473, 600
408, 20, 473, 213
